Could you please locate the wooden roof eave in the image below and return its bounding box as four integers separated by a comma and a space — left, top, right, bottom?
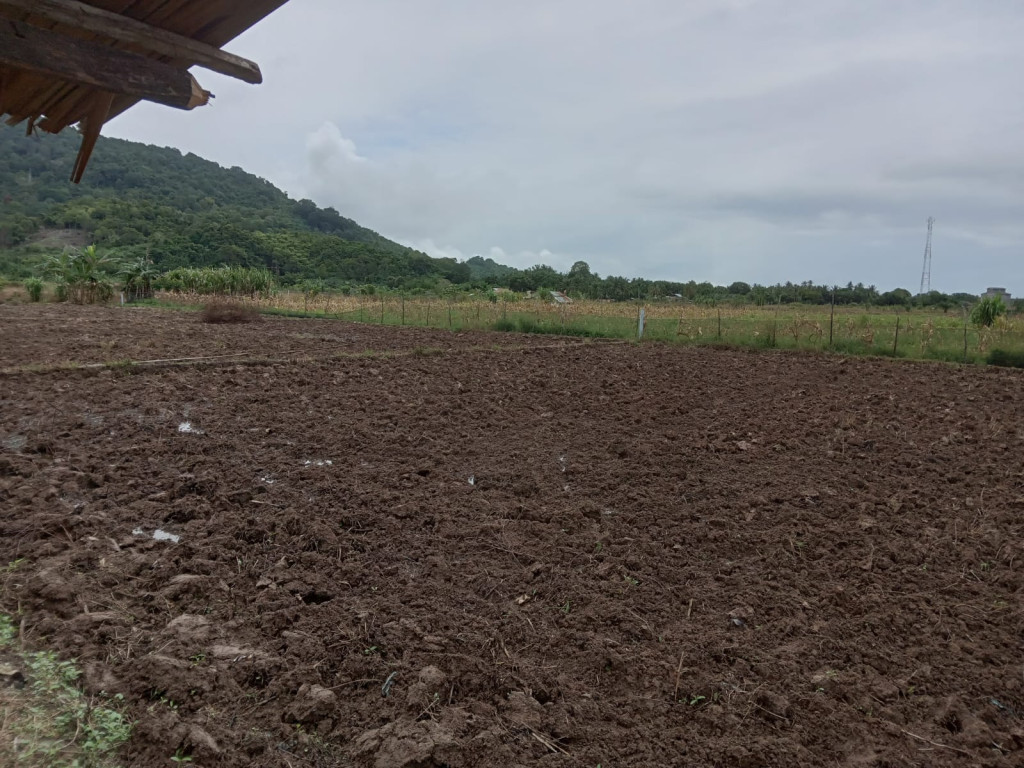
0, 0, 289, 182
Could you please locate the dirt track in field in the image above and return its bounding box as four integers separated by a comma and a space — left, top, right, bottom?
1, 305, 1023, 767
0, 304, 544, 368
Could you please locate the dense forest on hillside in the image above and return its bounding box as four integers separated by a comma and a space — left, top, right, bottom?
0, 125, 979, 307
0, 125, 469, 288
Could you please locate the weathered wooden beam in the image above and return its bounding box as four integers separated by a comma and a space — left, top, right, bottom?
0, 0, 263, 84
0, 20, 210, 110
71, 90, 113, 183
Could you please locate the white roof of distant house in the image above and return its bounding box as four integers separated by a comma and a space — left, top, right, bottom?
550, 291, 571, 304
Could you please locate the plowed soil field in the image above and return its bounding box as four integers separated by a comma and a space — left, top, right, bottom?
1, 304, 1022, 767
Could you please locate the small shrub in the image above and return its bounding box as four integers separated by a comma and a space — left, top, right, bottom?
987, 348, 1024, 368
971, 296, 1006, 327
24, 277, 43, 302
201, 300, 261, 324
491, 319, 518, 333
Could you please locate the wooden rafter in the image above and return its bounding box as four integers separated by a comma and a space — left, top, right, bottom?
0, 0, 263, 83
0, 0, 290, 182
0, 20, 210, 110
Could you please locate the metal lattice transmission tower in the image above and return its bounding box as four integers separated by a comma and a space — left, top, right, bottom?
919, 217, 934, 295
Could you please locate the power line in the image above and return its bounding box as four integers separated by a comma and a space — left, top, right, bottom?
919, 217, 934, 295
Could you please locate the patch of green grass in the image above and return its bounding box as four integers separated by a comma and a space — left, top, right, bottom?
827, 338, 871, 356
0, 611, 131, 768
922, 347, 981, 365
987, 348, 1024, 368
127, 297, 203, 312
491, 317, 612, 338
256, 306, 320, 319
753, 322, 778, 348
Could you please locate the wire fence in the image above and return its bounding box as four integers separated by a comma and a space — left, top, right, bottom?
159, 291, 1024, 365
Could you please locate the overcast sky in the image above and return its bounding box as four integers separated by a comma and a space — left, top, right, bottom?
105, 0, 1024, 293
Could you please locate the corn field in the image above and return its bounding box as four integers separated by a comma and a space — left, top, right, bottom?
157, 266, 275, 298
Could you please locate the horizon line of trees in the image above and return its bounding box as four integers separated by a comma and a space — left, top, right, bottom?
17, 242, 1012, 319
13, 245, 997, 312
465, 257, 986, 310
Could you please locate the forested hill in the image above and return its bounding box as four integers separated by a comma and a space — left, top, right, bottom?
0, 124, 470, 287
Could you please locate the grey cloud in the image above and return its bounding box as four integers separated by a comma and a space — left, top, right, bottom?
105, 0, 1024, 293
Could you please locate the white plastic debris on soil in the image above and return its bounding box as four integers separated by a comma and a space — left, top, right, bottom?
133, 528, 181, 544
178, 422, 203, 434
303, 460, 333, 467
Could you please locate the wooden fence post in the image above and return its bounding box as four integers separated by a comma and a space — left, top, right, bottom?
829, 288, 835, 347
963, 310, 969, 363
892, 315, 900, 356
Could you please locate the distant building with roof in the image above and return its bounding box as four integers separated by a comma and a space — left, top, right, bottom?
983, 287, 1012, 302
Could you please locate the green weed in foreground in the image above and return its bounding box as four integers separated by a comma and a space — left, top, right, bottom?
0, 611, 131, 768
